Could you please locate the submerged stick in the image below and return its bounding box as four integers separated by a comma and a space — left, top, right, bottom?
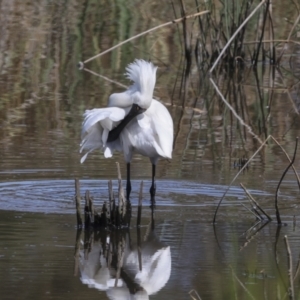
137, 181, 143, 227
75, 178, 83, 228
137, 227, 142, 272
275, 137, 298, 225
284, 235, 295, 299
115, 237, 125, 287
80, 10, 209, 65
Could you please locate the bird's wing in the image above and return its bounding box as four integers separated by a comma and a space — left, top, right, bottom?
80, 107, 126, 163
82, 107, 125, 135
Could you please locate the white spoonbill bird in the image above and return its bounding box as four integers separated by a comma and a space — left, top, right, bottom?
80, 59, 174, 201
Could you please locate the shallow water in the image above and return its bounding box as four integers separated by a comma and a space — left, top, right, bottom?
1, 0, 300, 299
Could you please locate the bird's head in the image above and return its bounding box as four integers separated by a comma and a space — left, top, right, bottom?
132, 91, 152, 110
126, 59, 157, 110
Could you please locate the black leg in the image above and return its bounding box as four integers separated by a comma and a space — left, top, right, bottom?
126, 163, 131, 200
150, 164, 156, 206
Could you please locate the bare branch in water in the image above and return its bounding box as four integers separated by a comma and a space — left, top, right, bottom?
240, 183, 272, 221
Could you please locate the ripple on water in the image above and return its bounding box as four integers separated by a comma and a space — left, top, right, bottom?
0, 179, 272, 214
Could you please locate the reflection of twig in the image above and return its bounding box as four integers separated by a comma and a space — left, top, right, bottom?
284, 235, 295, 299
294, 253, 300, 281
210, 78, 263, 144
137, 227, 142, 272
274, 226, 288, 292
73, 229, 82, 276
275, 138, 298, 225
75, 178, 83, 228
189, 289, 202, 300
115, 237, 125, 287
239, 220, 270, 251
116, 162, 126, 219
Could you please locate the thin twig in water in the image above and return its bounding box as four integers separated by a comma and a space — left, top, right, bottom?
209, 0, 266, 73
240, 183, 272, 221
240, 202, 262, 220
80, 10, 209, 65
275, 138, 298, 225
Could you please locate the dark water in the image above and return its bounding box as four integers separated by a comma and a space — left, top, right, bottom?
1, 0, 300, 299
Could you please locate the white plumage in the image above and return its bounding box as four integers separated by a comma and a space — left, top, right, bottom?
80, 59, 174, 200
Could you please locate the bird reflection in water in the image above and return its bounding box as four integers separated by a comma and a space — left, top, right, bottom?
76, 223, 171, 299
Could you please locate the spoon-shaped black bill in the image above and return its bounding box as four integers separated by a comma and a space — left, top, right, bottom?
107, 104, 145, 143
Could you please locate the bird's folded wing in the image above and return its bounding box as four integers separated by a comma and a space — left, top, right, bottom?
142, 100, 173, 159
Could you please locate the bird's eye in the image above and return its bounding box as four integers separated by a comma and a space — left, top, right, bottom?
136, 106, 140, 111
